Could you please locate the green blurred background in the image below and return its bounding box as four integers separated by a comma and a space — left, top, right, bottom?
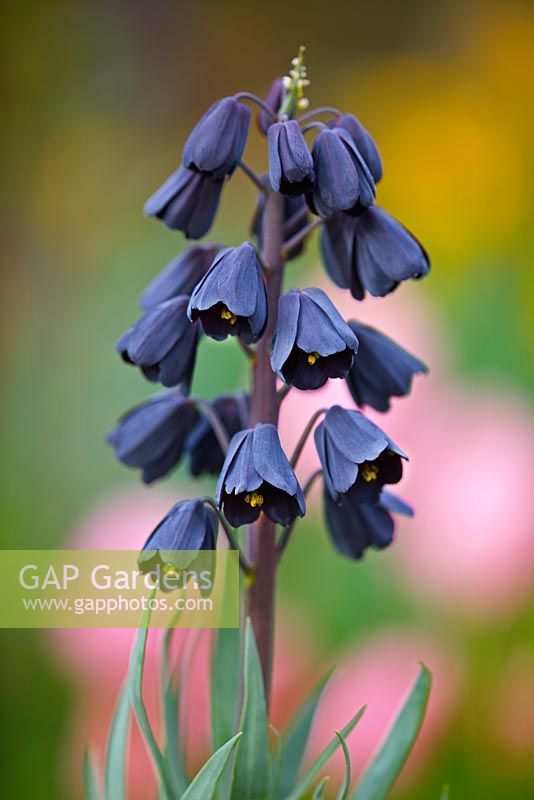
1, 0, 533, 797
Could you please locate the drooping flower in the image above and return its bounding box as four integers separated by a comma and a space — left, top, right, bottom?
308, 128, 375, 218
138, 499, 218, 573
345, 322, 428, 411
328, 113, 382, 183
117, 296, 200, 391
144, 166, 223, 239
271, 288, 359, 390
182, 97, 251, 179
252, 183, 309, 260
187, 242, 267, 344
320, 206, 430, 300
315, 405, 407, 503
268, 120, 315, 195
258, 77, 284, 134
140, 245, 218, 310
216, 424, 305, 527
324, 487, 413, 560
186, 393, 250, 477
107, 392, 198, 483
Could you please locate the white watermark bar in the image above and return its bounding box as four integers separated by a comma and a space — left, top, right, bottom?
0, 550, 239, 628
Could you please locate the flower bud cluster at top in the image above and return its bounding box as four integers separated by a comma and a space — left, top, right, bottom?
108, 47, 430, 573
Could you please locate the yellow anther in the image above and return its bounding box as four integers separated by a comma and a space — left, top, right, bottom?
221, 307, 237, 325
361, 463, 379, 482
307, 352, 320, 366
244, 492, 264, 508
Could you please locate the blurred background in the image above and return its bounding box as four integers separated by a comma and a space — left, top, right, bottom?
1, 0, 533, 797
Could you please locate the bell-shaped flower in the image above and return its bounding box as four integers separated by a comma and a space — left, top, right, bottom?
107, 392, 198, 484
308, 128, 375, 217
252, 182, 309, 260
138, 499, 218, 574
271, 288, 359, 390
182, 96, 251, 179
186, 393, 250, 477
320, 206, 430, 300
140, 244, 218, 310
116, 296, 200, 391
144, 166, 223, 240
216, 424, 305, 527
258, 77, 284, 133
328, 113, 382, 183
268, 120, 315, 195
324, 487, 413, 560
315, 405, 408, 503
187, 242, 267, 344
346, 322, 428, 411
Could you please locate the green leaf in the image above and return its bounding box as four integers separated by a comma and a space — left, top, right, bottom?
212, 628, 241, 750
351, 664, 432, 800
160, 625, 188, 796
269, 726, 283, 800
278, 669, 333, 798
440, 784, 450, 800
104, 682, 131, 800
311, 777, 330, 799
283, 705, 366, 800
129, 586, 178, 800
230, 619, 271, 800
335, 731, 351, 800
182, 733, 243, 800
84, 750, 100, 800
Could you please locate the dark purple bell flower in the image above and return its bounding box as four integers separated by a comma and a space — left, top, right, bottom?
107, 392, 198, 484
117, 296, 200, 392
138, 499, 218, 573
268, 120, 314, 195
216, 424, 305, 527
252, 183, 309, 260
187, 242, 267, 344
186, 393, 250, 477
308, 128, 376, 218
320, 206, 430, 299
324, 487, 413, 560
315, 405, 408, 504
182, 96, 251, 179
271, 288, 359, 390
144, 166, 223, 240
346, 322, 428, 412
140, 244, 219, 310
258, 77, 284, 134
328, 114, 382, 184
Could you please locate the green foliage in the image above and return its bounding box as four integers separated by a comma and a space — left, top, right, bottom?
85, 615, 433, 800
351, 664, 432, 800
230, 619, 271, 799
104, 682, 130, 800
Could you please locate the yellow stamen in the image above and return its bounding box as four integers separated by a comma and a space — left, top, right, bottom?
244, 492, 264, 508
307, 352, 320, 366
221, 307, 237, 325
361, 463, 379, 482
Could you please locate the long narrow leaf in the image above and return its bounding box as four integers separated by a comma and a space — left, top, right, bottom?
335, 731, 351, 800
351, 664, 432, 800
311, 777, 330, 799
212, 628, 241, 750
104, 681, 131, 800
269, 725, 283, 800
182, 732, 242, 800
129, 586, 177, 800
160, 624, 188, 796
230, 619, 270, 799
283, 705, 366, 800
84, 750, 100, 800
278, 669, 333, 798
